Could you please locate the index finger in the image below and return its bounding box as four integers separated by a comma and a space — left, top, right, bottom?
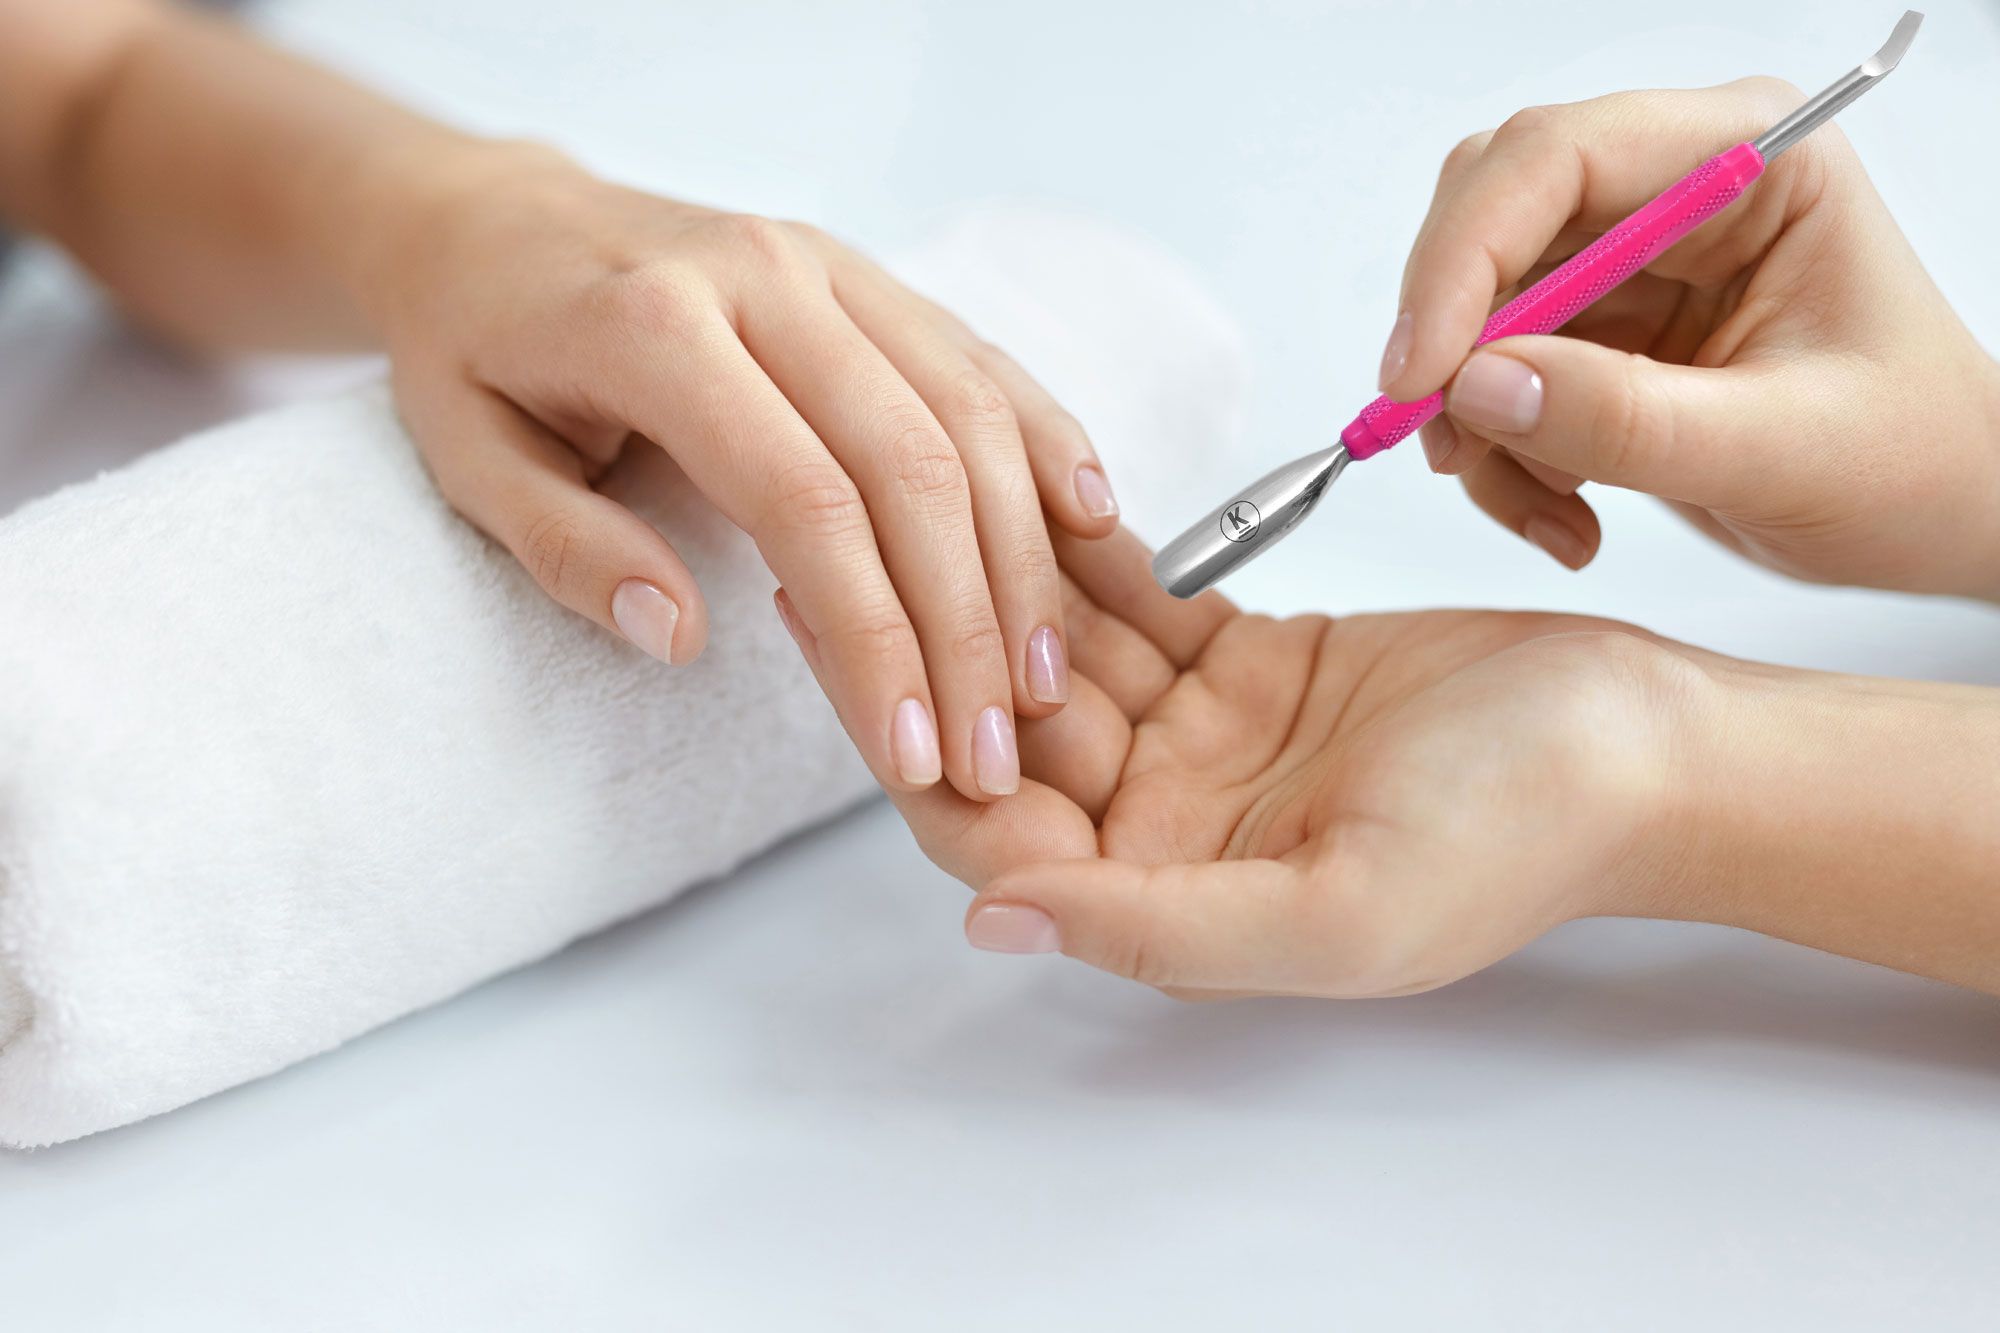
1383, 78, 1819, 403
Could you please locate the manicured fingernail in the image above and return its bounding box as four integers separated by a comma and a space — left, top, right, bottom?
972, 705, 1020, 796
611, 578, 680, 664
1420, 421, 1459, 474
1524, 514, 1589, 569
891, 697, 942, 787
966, 903, 1061, 954
773, 588, 817, 665
1450, 352, 1543, 434
1378, 309, 1413, 391
1074, 463, 1118, 519
1026, 625, 1068, 704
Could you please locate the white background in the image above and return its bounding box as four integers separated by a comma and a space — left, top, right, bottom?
3, 1, 1998, 1328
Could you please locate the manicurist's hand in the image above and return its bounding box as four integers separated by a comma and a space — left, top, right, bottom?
861, 529, 2000, 999
356, 147, 1116, 802
1384, 80, 2000, 600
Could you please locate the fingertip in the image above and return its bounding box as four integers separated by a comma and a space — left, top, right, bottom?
1070, 462, 1119, 524
963, 900, 1063, 955
1522, 509, 1598, 571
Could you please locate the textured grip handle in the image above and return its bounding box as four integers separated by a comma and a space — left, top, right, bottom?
1341, 141, 1765, 460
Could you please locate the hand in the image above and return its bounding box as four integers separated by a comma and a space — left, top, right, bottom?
359, 144, 1119, 802
1382, 80, 2000, 601
853, 529, 2000, 999
813, 526, 1695, 998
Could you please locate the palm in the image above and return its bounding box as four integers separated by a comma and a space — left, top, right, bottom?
896, 530, 1661, 995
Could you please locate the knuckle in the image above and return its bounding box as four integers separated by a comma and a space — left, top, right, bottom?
1442, 130, 1490, 176
707, 212, 796, 264
519, 509, 586, 597
941, 370, 1014, 431
1004, 538, 1058, 590
601, 263, 702, 335
769, 459, 869, 538
1494, 103, 1557, 141
1595, 353, 1673, 478
1734, 74, 1806, 115
823, 610, 914, 663
945, 616, 1006, 666
1101, 929, 1174, 990
886, 424, 969, 503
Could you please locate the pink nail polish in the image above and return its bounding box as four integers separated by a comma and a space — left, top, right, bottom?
611, 579, 680, 665
1449, 352, 1544, 435
891, 697, 942, 787
1378, 310, 1413, 391
1026, 626, 1068, 705
1073, 464, 1118, 519
972, 705, 1020, 796
966, 903, 1061, 954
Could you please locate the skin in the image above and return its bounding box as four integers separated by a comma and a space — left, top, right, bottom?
1383, 79, 2000, 600
0, 0, 1121, 805
867, 529, 2000, 1000
2, 9, 1995, 997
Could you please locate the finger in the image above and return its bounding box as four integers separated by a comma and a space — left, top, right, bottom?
1458, 448, 1601, 570
1016, 672, 1132, 822
741, 293, 1021, 799
834, 263, 1121, 541
829, 280, 1076, 721
599, 306, 945, 796
1416, 415, 1491, 478
775, 586, 1095, 881
1445, 338, 1786, 509
1513, 453, 1584, 496
406, 377, 708, 665
964, 856, 1338, 993
1383, 79, 1815, 403
963, 339, 1120, 536
1050, 526, 1234, 669
1056, 571, 1177, 721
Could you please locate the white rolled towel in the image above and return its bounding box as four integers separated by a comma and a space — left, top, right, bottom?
0, 211, 1246, 1147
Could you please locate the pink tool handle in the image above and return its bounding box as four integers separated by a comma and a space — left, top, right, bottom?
1340, 141, 1765, 460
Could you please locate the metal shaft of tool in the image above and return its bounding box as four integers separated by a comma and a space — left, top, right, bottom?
1753, 10, 1921, 160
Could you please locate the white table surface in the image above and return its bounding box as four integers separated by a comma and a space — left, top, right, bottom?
3, 2, 1998, 1328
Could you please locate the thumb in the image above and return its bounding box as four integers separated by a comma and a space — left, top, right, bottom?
1444, 336, 1781, 508
964, 855, 1361, 995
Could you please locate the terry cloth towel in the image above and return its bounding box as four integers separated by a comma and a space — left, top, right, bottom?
0, 210, 1246, 1147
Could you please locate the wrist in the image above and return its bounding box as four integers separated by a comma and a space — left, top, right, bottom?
1652, 653, 2000, 990
321, 133, 582, 338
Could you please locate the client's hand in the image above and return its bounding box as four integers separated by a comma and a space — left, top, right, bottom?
361, 147, 1116, 804
813, 529, 2000, 999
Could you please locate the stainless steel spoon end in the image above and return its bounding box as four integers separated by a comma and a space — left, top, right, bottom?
1150, 445, 1349, 598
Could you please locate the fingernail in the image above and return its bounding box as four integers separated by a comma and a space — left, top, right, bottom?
1420, 421, 1459, 474
1523, 514, 1589, 569
611, 578, 680, 664
972, 705, 1020, 796
1449, 352, 1543, 435
1378, 309, 1413, 392
1074, 463, 1118, 519
1026, 625, 1068, 704
891, 697, 942, 787
966, 902, 1061, 954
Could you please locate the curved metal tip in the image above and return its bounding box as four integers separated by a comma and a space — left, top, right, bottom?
1864, 11, 1923, 76
1752, 10, 1923, 160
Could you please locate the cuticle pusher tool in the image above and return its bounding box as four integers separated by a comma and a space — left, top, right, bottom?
1152, 9, 1923, 599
